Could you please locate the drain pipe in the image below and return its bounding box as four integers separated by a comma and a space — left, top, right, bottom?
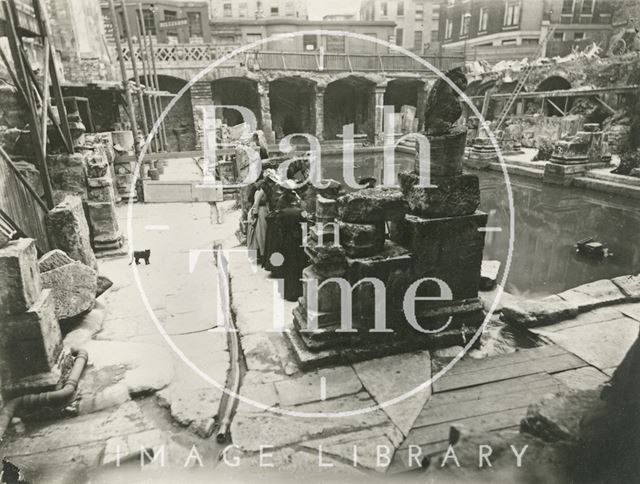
216, 317, 241, 443
0, 348, 89, 444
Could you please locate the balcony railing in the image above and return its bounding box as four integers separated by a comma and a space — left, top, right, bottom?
120, 43, 464, 73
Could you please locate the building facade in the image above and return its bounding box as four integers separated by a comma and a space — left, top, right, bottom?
101, 1, 212, 44
438, 0, 614, 60
209, 18, 397, 54
359, 0, 442, 54
208, 0, 308, 19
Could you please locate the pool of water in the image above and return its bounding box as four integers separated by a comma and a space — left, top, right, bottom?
321, 151, 640, 298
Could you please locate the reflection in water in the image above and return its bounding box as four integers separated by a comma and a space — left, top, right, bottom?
321, 152, 640, 298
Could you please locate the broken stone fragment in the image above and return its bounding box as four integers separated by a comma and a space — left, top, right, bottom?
398, 172, 480, 217
38, 249, 75, 273
338, 187, 407, 223
480, 260, 501, 291
40, 261, 97, 320
0, 238, 41, 317
501, 297, 579, 328
520, 389, 601, 443
46, 194, 98, 270
338, 221, 385, 258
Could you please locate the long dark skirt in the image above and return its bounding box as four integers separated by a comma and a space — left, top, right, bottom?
277, 207, 308, 302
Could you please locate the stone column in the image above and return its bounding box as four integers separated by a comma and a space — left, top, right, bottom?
257, 81, 275, 145
314, 84, 325, 141
373, 84, 387, 145
191, 80, 214, 151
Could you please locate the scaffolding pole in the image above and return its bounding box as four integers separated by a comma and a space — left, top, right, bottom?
107, 0, 139, 157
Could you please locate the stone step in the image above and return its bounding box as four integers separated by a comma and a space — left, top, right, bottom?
573, 177, 640, 200
584, 170, 640, 187
488, 162, 544, 180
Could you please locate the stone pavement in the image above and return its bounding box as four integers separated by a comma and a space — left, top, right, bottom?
1, 201, 238, 482
226, 234, 640, 475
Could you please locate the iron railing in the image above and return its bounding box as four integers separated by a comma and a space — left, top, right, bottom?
120, 43, 464, 73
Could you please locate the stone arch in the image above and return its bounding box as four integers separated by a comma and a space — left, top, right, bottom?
324, 75, 377, 140
384, 78, 425, 133
210, 76, 262, 128
536, 76, 573, 116
269, 76, 317, 140
129, 74, 196, 151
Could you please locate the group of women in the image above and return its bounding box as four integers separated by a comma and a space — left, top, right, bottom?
245, 166, 308, 302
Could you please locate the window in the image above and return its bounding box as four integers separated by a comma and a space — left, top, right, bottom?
416, 4, 424, 20
414, 30, 423, 50
270, 6, 279, 15
479, 7, 489, 31
164, 9, 178, 40
581, 0, 594, 14
561, 0, 574, 14
303, 34, 318, 50
223, 3, 232, 17
396, 28, 403, 45
397, 0, 404, 16
326, 35, 345, 52
141, 9, 156, 35
187, 12, 202, 38
380, 2, 388, 16
460, 13, 470, 35
503, 1, 520, 26
445, 18, 453, 39
239, 2, 248, 17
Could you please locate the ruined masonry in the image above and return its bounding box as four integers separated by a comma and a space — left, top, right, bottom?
0, 238, 63, 392
288, 68, 487, 369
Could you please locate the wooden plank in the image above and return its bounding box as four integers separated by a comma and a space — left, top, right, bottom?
434, 352, 587, 393
443, 345, 566, 376
413, 380, 564, 430
418, 373, 559, 415
400, 406, 526, 450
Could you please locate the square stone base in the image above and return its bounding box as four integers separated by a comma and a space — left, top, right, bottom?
0, 289, 63, 386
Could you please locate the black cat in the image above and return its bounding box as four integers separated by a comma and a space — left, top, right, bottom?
129, 249, 151, 265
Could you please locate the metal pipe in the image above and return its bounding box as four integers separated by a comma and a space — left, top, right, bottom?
0, 348, 89, 444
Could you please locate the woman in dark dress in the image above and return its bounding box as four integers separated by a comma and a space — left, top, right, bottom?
272, 188, 308, 301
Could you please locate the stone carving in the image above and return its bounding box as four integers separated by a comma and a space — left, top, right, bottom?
423, 67, 468, 135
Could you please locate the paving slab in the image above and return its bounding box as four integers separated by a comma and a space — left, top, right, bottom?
352, 351, 431, 437
543, 317, 640, 372
230, 392, 396, 452
274, 366, 362, 407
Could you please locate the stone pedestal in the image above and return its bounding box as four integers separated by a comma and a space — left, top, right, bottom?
46, 195, 98, 270
543, 125, 612, 186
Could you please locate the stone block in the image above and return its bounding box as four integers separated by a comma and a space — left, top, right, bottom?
0, 289, 62, 382
415, 126, 467, 177
40, 261, 97, 320
46, 195, 97, 270
339, 221, 385, 258
400, 212, 487, 301
398, 172, 480, 217
87, 177, 116, 202
338, 187, 407, 224
0, 238, 41, 318
86, 201, 121, 246
38, 249, 74, 273
47, 152, 89, 202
